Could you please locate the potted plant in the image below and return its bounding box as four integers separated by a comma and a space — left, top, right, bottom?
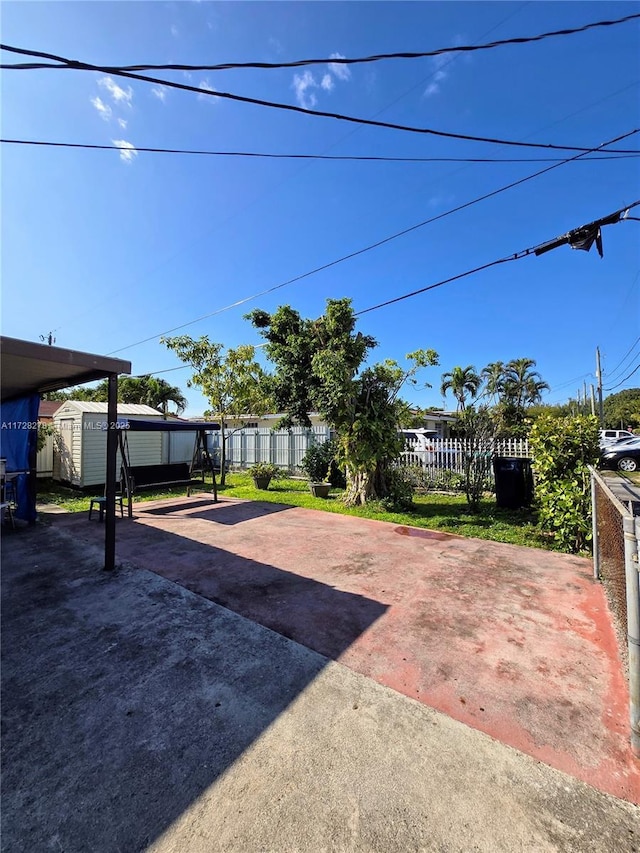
299, 441, 335, 498
248, 461, 283, 490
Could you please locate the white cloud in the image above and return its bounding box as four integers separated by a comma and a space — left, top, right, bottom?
117, 117, 128, 129
112, 139, 138, 164
151, 86, 167, 102
424, 54, 452, 98
320, 73, 334, 92
197, 79, 218, 102
328, 52, 351, 81
292, 70, 317, 108
98, 76, 133, 106
171, 24, 179, 38
90, 96, 112, 121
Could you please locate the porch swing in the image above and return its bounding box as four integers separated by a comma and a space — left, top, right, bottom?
117, 420, 220, 517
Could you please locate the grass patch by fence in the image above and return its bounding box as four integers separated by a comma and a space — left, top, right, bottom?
37, 474, 547, 549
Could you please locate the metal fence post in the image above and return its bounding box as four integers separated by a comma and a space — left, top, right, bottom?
627, 516, 640, 757
591, 468, 600, 580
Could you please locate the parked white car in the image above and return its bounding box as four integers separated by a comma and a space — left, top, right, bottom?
599, 429, 634, 448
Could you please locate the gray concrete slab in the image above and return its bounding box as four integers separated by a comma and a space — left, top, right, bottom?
1, 523, 638, 853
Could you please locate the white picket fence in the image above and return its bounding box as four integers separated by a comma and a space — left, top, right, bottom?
398, 436, 530, 478
211, 426, 332, 472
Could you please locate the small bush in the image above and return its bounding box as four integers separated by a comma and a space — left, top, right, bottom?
380, 467, 415, 511
300, 439, 346, 487
248, 461, 284, 480
529, 414, 600, 553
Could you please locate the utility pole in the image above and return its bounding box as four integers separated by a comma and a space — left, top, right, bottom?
595, 347, 604, 427
590, 384, 596, 416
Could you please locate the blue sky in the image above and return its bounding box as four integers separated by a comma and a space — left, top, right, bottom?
2, 1, 639, 415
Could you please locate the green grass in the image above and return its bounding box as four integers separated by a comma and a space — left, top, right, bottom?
38, 473, 549, 550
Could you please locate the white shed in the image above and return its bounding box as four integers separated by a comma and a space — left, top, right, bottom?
52, 402, 167, 488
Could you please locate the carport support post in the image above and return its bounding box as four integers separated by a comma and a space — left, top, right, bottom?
625, 515, 640, 756
104, 374, 118, 572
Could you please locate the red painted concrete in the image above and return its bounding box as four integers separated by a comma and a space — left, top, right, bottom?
53, 496, 640, 803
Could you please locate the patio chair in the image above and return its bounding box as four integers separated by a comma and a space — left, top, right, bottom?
88, 491, 125, 522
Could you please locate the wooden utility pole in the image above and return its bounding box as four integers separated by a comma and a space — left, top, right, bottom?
595, 347, 604, 426
590, 383, 596, 416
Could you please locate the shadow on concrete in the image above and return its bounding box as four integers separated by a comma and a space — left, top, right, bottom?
118, 522, 389, 660
141, 497, 292, 525
0, 523, 387, 852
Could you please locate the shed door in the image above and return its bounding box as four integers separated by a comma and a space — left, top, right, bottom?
59, 419, 75, 482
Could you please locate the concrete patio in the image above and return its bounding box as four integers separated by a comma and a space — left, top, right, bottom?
1, 497, 639, 851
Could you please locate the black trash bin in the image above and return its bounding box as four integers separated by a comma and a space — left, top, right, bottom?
493, 457, 533, 509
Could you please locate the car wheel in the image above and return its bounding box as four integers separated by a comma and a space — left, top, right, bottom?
617, 457, 638, 472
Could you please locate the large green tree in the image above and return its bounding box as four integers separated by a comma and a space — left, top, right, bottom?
440, 365, 481, 411
480, 361, 505, 404
502, 358, 549, 408
248, 298, 438, 506
161, 336, 272, 485
603, 387, 640, 430
42, 376, 187, 416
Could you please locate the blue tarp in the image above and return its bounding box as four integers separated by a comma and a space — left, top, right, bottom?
0, 394, 39, 521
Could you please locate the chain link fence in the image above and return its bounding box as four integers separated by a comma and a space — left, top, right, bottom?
590, 467, 640, 755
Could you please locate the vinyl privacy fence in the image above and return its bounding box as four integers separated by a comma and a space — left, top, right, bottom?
212, 426, 333, 472
211, 428, 529, 481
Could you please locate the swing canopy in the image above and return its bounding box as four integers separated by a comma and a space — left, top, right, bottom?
117, 419, 220, 432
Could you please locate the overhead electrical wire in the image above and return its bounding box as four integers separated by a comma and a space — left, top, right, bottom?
603, 362, 640, 392
605, 335, 640, 381
3, 13, 639, 72
357, 198, 639, 315
106, 128, 639, 355
3, 137, 638, 163
2, 43, 639, 154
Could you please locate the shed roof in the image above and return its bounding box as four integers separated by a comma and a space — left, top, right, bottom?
56, 402, 163, 416
1, 336, 131, 402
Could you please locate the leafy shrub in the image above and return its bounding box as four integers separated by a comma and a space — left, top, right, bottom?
529, 414, 600, 553
37, 422, 56, 453
379, 466, 415, 511
248, 461, 284, 480
300, 439, 345, 487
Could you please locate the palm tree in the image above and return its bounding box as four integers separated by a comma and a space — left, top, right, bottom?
143, 377, 188, 418
503, 358, 549, 408
480, 361, 505, 404
440, 365, 481, 411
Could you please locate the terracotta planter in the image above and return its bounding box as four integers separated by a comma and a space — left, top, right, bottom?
253, 476, 272, 490
309, 482, 331, 498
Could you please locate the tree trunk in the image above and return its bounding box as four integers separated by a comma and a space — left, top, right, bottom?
343, 466, 381, 506
220, 427, 227, 487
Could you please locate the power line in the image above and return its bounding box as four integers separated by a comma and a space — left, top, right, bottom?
357, 198, 640, 316
605, 336, 640, 381
3, 13, 639, 73
105, 130, 637, 354
4, 137, 639, 163
603, 362, 640, 392
106, 129, 639, 354
2, 43, 639, 154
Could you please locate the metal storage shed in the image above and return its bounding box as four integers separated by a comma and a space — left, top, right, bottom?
52, 402, 166, 488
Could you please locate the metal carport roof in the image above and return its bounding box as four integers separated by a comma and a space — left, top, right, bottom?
0, 336, 131, 402
1, 336, 132, 571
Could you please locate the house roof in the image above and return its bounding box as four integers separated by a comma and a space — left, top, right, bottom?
38, 400, 63, 418
55, 402, 162, 416
0, 336, 131, 402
